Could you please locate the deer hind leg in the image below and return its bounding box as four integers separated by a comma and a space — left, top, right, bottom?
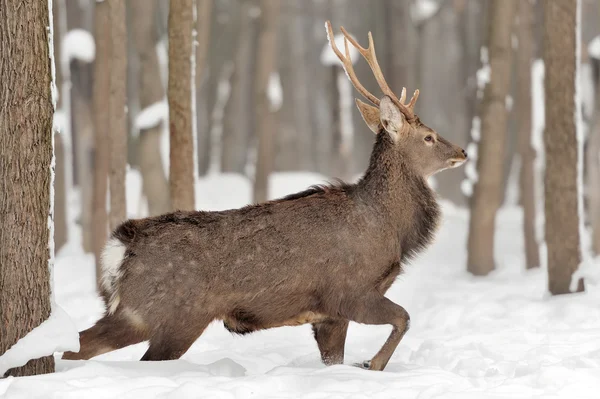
141, 316, 212, 361
341, 293, 410, 371
62, 312, 149, 360
312, 319, 349, 366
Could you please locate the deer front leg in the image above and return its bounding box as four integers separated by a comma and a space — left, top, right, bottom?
312, 318, 349, 365
342, 293, 410, 371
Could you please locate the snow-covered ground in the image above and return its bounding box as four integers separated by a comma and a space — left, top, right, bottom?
2, 172, 600, 398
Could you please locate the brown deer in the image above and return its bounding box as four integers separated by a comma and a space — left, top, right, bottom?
62, 21, 467, 371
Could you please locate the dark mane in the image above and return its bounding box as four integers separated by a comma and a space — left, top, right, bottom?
275, 178, 356, 202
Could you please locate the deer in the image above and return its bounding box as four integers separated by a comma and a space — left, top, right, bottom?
62, 21, 467, 372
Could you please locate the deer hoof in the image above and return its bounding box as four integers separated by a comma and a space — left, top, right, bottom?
353, 360, 371, 370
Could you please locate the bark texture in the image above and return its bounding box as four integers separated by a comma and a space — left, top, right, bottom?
108, 0, 128, 230
467, 0, 516, 276
543, 0, 584, 295
0, 0, 55, 376
92, 0, 110, 285
130, 0, 171, 216
516, 0, 540, 269
253, 0, 281, 203
168, 0, 195, 210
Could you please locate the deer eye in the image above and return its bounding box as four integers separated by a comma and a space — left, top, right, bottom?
424, 135, 433, 142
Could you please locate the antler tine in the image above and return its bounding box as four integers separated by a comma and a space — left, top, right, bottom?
340, 26, 417, 120
325, 21, 380, 106
407, 89, 420, 110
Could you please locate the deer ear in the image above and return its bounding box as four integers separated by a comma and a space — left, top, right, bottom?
379, 96, 405, 139
355, 99, 381, 134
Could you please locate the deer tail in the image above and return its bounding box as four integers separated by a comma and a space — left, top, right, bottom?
100, 220, 138, 315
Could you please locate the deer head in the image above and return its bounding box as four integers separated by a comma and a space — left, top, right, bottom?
326, 21, 467, 178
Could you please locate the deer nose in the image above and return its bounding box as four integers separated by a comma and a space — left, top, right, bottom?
462, 149, 468, 158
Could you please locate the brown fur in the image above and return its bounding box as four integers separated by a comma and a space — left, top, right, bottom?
62, 105, 466, 371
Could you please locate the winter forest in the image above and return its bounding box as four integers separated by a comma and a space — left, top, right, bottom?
1, 0, 600, 397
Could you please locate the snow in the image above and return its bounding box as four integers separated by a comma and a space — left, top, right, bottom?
3, 173, 600, 397
61, 29, 95, 65
0, 307, 79, 377
589, 35, 600, 60
410, 0, 441, 24
267, 71, 283, 112
134, 101, 168, 131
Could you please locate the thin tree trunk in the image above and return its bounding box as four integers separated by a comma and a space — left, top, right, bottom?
467, 0, 516, 276
0, 0, 55, 376
130, 0, 170, 216
516, 0, 540, 269
168, 0, 195, 210
253, 0, 281, 203
221, 0, 255, 174
92, 1, 110, 288
196, 0, 213, 175
53, 0, 68, 252
108, 0, 127, 230
67, 1, 94, 252
543, 0, 584, 294
588, 56, 600, 255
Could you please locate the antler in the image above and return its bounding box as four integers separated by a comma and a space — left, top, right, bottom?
325, 21, 380, 106
326, 21, 420, 121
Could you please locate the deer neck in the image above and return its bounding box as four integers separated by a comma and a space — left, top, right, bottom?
356, 134, 438, 226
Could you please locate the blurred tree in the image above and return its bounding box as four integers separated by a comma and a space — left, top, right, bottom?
588, 42, 600, 255
543, 0, 584, 294
0, 0, 55, 376
92, 0, 110, 286
169, 0, 196, 210
108, 0, 128, 230
253, 0, 281, 203
196, 0, 214, 173
516, 0, 540, 269
467, 0, 516, 276
222, 0, 256, 174
67, 0, 94, 252
53, 0, 68, 252
130, 0, 171, 216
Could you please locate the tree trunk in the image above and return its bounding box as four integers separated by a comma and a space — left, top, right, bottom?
92, 1, 110, 287
196, 0, 213, 175
0, 0, 55, 376
67, 0, 94, 252
221, 0, 256, 174
53, 0, 68, 252
588, 56, 600, 255
516, 0, 541, 269
543, 0, 584, 295
253, 0, 281, 203
168, 0, 195, 210
467, 0, 516, 276
108, 0, 128, 230
130, 0, 171, 216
